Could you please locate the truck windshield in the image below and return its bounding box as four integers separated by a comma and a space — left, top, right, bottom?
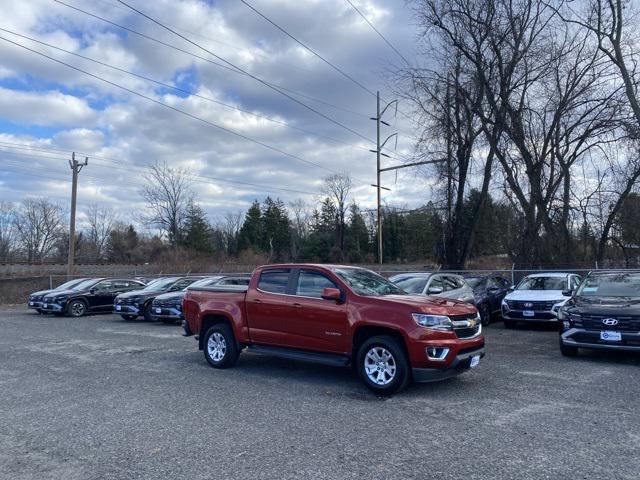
516, 276, 566, 291
334, 268, 405, 296
576, 274, 640, 297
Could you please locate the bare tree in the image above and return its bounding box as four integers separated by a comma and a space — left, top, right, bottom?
85, 203, 117, 261
417, 0, 624, 265
289, 199, 311, 260
141, 161, 193, 247
0, 201, 16, 261
321, 173, 353, 254
13, 198, 64, 262
217, 211, 243, 257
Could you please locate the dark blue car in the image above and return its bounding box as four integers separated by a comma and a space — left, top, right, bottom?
464, 274, 512, 325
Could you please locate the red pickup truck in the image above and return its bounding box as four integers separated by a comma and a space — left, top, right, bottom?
183, 264, 485, 394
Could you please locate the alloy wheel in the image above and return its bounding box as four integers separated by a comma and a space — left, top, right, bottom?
364, 347, 396, 385
207, 332, 227, 362
71, 302, 85, 317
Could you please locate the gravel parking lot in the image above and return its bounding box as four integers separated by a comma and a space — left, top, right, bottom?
0, 308, 639, 480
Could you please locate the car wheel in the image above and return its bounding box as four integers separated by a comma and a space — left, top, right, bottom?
121, 314, 137, 321
503, 319, 517, 329
68, 300, 86, 318
479, 303, 491, 326
356, 335, 410, 395
203, 324, 240, 368
560, 339, 578, 357
161, 318, 177, 324
143, 303, 153, 322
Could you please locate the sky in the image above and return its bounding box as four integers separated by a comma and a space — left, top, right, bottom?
0, 0, 431, 227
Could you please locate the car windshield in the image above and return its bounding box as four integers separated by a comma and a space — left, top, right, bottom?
465, 277, 483, 289
393, 276, 428, 294
142, 277, 178, 292
516, 276, 567, 291
55, 278, 86, 290
576, 274, 640, 297
68, 278, 101, 291
334, 268, 405, 296
189, 277, 223, 288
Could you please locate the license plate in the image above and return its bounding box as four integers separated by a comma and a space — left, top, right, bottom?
29, 302, 34, 306
600, 331, 621, 342
523, 310, 535, 317
43, 303, 48, 308
115, 305, 121, 311
470, 355, 481, 368
155, 308, 162, 314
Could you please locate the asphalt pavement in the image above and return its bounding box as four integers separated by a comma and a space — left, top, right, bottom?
0, 308, 638, 480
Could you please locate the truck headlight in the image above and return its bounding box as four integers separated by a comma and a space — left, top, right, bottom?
412, 313, 452, 330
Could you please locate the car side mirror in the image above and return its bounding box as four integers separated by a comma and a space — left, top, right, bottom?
488, 286, 500, 293
89, 288, 96, 294
427, 286, 443, 295
562, 289, 573, 297
508, 286, 515, 292
321, 287, 342, 301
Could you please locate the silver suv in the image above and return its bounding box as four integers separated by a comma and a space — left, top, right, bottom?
388, 272, 475, 303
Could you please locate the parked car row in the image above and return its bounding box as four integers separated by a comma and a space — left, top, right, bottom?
26, 267, 639, 394
28, 275, 250, 322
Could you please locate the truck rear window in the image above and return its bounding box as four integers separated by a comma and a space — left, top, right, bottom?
258, 270, 290, 294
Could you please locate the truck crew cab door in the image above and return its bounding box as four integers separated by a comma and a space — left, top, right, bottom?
277, 269, 348, 354
245, 268, 295, 346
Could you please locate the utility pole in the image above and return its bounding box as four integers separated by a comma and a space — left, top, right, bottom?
67, 152, 88, 277
371, 91, 445, 266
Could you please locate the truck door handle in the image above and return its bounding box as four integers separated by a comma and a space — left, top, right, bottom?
292, 303, 302, 308
253, 299, 262, 304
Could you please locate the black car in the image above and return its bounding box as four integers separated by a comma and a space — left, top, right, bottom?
558, 271, 640, 356
114, 276, 204, 321
464, 274, 512, 326
28, 278, 90, 313
150, 275, 251, 324
40, 278, 146, 317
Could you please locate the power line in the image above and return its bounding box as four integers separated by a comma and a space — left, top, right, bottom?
236, 0, 418, 160
239, 0, 376, 97
0, 143, 318, 195
50, 0, 417, 163
0, 36, 371, 185
0, 27, 373, 154
51, 0, 371, 121
345, 0, 412, 66
113, 0, 374, 145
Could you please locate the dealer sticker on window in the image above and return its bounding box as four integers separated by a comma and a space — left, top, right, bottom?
600, 331, 621, 342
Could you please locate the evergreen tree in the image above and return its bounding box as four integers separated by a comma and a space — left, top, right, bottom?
180, 202, 212, 253
238, 200, 263, 253
345, 203, 370, 262
261, 197, 291, 260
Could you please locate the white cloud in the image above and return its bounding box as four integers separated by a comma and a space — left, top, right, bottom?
0, 87, 97, 126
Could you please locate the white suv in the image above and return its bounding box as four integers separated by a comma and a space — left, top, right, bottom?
501, 273, 582, 328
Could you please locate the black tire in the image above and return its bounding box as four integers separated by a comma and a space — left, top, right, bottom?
203, 324, 240, 368
121, 314, 137, 321
504, 319, 517, 329
161, 318, 178, 324
143, 303, 153, 322
479, 303, 491, 326
356, 335, 410, 395
560, 339, 578, 357
68, 300, 87, 318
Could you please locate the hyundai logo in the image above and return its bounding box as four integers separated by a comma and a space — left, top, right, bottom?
524, 302, 533, 308
602, 318, 619, 326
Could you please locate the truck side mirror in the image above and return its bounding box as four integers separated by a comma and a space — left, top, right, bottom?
321, 288, 342, 301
